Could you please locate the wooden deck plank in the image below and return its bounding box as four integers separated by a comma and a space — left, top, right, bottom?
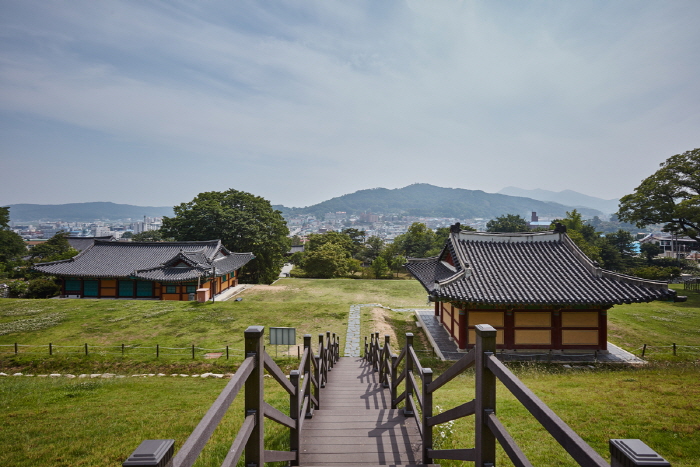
299, 357, 423, 466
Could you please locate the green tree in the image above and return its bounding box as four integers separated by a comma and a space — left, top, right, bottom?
302, 242, 350, 278
618, 148, 700, 238
341, 228, 365, 257
393, 223, 437, 258
640, 242, 662, 264
131, 230, 172, 242
161, 189, 290, 284
486, 214, 529, 233
358, 235, 385, 264
0, 207, 27, 263
29, 231, 78, 263
371, 256, 389, 279
307, 232, 354, 257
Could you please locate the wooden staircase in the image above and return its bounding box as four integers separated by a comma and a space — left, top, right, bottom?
300, 357, 434, 467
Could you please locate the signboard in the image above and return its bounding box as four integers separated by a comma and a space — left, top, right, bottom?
269, 327, 296, 346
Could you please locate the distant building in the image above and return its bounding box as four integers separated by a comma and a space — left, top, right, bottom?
639, 233, 700, 256
33, 240, 254, 301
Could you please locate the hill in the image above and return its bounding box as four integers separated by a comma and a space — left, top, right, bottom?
5, 202, 174, 222
276, 184, 603, 219
498, 187, 619, 214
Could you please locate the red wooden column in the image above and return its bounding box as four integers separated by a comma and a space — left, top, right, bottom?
434, 299, 439, 316
598, 309, 608, 350
458, 309, 467, 349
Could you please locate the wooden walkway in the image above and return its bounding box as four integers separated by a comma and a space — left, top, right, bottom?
300, 357, 424, 466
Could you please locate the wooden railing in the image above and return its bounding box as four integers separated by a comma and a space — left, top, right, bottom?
365, 325, 671, 467
123, 326, 340, 467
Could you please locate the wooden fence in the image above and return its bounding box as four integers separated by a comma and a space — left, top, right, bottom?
365, 326, 671, 467
122, 327, 339, 467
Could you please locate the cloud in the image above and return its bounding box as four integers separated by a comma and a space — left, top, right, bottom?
1, 1, 699, 207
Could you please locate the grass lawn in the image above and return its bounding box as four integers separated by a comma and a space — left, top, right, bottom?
0, 278, 698, 466
608, 284, 700, 361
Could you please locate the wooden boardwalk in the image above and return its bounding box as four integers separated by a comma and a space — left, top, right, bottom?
300, 357, 424, 466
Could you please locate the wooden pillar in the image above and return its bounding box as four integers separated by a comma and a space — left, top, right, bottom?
244, 325, 265, 467
290, 370, 300, 466
434, 299, 439, 316
599, 309, 608, 350
475, 324, 497, 467
458, 309, 467, 349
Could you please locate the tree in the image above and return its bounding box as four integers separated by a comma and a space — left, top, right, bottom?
28, 231, 78, 263
393, 223, 437, 258
358, 235, 385, 264
640, 242, 662, 264
161, 189, 290, 284
618, 148, 700, 238
370, 256, 389, 278
302, 242, 350, 278
131, 230, 172, 242
486, 214, 529, 233
341, 228, 365, 257
0, 210, 26, 264
307, 232, 354, 257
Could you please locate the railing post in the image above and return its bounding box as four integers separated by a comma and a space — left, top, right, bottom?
364, 336, 368, 360
330, 332, 336, 368
404, 333, 414, 417
244, 325, 265, 467
391, 353, 398, 409
422, 368, 433, 465
290, 370, 300, 466
319, 333, 327, 388
475, 324, 497, 467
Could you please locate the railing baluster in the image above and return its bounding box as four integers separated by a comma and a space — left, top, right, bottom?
391, 353, 398, 409
404, 333, 414, 417
475, 324, 497, 467
303, 334, 314, 418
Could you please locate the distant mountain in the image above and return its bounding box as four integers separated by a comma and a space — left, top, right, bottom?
276, 184, 603, 219
5, 202, 174, 223
498, 187, 619, 214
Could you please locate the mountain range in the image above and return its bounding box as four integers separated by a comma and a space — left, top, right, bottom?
498, 187, 620, 214
274, 184, 605, 220
5, 184, 615, 223
6, 202, 174, 223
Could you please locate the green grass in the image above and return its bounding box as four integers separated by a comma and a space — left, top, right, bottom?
608, 284, 700, 361
1, 278, 698, 466
0, 278, 427, 372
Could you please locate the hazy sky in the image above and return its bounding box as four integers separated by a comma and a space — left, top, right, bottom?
1, 1, 699, 208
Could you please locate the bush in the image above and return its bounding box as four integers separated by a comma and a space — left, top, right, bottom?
629, 266, 682, 281
6, 279, 29, 298
26, 278, 61, 298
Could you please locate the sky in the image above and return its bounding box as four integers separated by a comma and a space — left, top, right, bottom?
1, 1, 699, 209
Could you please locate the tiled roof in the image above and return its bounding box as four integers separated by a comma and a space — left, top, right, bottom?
33, 240, 254, 282
407, 229, 674, 307
67, 236, 115, 252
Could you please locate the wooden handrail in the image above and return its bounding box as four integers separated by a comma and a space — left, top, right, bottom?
364, 324, 671, 467
123, 326, 340, 467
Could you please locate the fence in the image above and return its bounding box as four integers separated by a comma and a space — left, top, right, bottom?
123, 327, 340, 467
365, 325, 670, 467
683, 278, 700, 292
0, 343, 246, 360
638, 343, 700, 358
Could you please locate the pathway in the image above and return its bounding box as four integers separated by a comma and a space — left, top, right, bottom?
299, 357, 424, 466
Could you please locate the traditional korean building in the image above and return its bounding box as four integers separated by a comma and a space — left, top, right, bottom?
33, 240, 254, 301
406, 224, 676, 351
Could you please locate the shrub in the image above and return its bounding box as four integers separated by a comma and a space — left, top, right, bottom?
26, 278, 61, 298
6, 279, 29, 298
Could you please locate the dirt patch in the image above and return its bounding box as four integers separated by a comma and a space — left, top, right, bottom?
370, 307, 397, 344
